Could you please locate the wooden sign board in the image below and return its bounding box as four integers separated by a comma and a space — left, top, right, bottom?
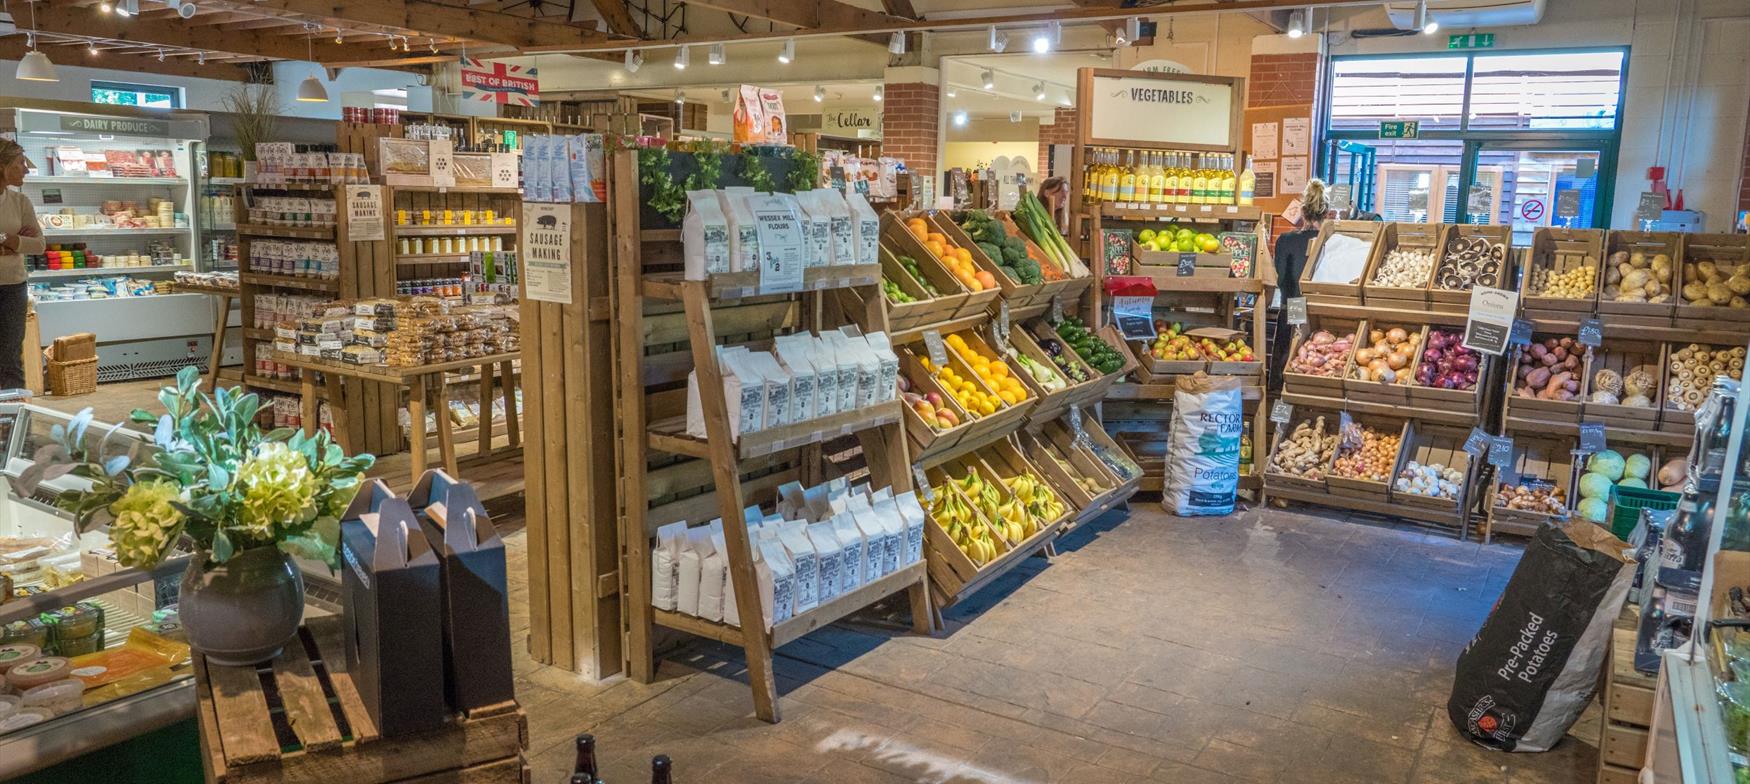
1077, 68, 1243, 152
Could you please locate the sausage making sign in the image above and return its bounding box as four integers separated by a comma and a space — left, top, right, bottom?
1088, 74, 1234, 148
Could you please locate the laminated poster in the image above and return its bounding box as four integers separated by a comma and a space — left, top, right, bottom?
1280, 157, 1308, 197
521, 202, 573, 304
1281, 117, 1311, 156
1250, 122, 1278, 161
749, 197, 806, 295
1253, 160, 1277, 199
344, 185, 385, 242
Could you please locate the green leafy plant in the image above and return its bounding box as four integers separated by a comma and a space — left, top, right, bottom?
742, 151, 777, 193
788, 149, 823, 192
686, 141, 729, 193
15, 367, 373, 569
639, 145, 687, 221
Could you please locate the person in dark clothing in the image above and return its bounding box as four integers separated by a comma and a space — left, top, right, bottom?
1268, 178, 1329, 392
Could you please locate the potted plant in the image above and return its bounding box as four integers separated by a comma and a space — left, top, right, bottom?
18, 368, 373, 665
222, 83, 279, 181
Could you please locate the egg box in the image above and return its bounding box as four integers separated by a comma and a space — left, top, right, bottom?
1428, 224, 1513, 315
1298, 220, 1384, 307
1521, 228, 1606, 321
1361, 222, 1441, 308
1597, 230, 1680, 327
1673, 232, 1750, 331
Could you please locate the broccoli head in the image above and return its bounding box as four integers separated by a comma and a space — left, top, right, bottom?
975, 241, 1004, 263
1001, 242, 1028, 267
1011, 258, 1042, 285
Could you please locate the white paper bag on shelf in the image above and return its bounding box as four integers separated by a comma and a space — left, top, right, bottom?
895, 490, 928, 566
712, 531, 741, 628
805, 336, 840, 417
864, 331, 899, 402
757, 538, 795, 626
870, 488, 906, 573
676, 525, 708, 616
802, 483, 834, 522
744, 351, 794, 429
837, 326, 881, 409
833, 511, 871, 588
696, 531, 725, 623
684, 190, 731, 279
792, 191, 831, 268
718, 188, 761, 273
825, 478, 851, 517
849, 496, 889, 581
818, 332, 860, 414
777, 520, 820, 612
845, 192, 880, 264
814, 189, 855, 266
776, 480, 807, 520
773, 334, 821, 422
651, 521, 687, 611
807, 521, 845, 600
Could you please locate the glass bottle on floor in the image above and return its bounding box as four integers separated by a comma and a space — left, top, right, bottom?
651, 755, 673, 784
574, 733, 601, 783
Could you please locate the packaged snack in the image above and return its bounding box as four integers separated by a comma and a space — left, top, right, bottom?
732, 85, 766, 146
6, 657, 70, 691
21, 679, 84, 716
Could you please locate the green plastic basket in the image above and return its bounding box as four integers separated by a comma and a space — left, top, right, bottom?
1608, 485, 1681, 540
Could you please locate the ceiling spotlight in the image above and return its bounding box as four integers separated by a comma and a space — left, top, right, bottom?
951, 110, 968, 128
624, 49, 643, 73
198, 50, 206, 65
1033, 81, 1047, 101
1009, 111, 1022, 123
873, 84, 884, 102
888, 31, 906, 55
673, 89, 684, 106
987, 24, 1006, 52
335, 30, 344, 44
1033, 20, 1059, 53
173, 2, 195, 19
429, 39, 439, 53
980, 70, 995, 90
100, 1, 112, 12
673, 45, 689, 69
813, 86, 825, 103
777, 38, 794, 64
1416, 0, 1439, 34
115, 0, 137, 16
1286, 9, 1306, 38
157, 48, 166, 62
708, 43, 724, 65
945, 87, 957, 98
1124, 17, 1141, 45
88, 41, 99, 56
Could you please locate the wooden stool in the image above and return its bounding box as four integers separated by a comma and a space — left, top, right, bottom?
194, 615, 529, 783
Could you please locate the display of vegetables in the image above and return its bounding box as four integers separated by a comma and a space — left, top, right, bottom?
1513, 337, 1583, 401
959, 210, 1043, 285
1034, 337, 1093, 384
1603, 250, 1674, 303
1587, 364, 1656, 407
1435, 235, 1506, 291
1414, 329, 1481, 391
1667, 343, 1748, 412
1495, 482, 1567, 516
1013, 191, 1081, 277
1574, 448, 1653, 524
1528, 257, 1598, 299
882, 277, 917, 304
1394, 461, 1463, 500
1268, 417, 1337, 480
1331, 422, 1401, 482
1658, 457, 1689, 492
1288, 330, 1355, 377
1370, 248, 1436, 288
1352, 326, 1422, 384
1012, 353, 1068, 392
1053, 318, 1125, 375
896, 255, 941, 297
1679, 257, 1750, 308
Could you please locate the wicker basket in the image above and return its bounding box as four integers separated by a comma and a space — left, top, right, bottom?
45, 332, 98, 396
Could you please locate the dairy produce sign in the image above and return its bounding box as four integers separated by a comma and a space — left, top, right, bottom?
1088, 73, 1233, 148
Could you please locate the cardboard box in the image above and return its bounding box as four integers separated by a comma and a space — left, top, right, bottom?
340, 480, 446, 736
409, 471, 515, 714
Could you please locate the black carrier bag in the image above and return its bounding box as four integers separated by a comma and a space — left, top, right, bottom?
1447, 520, 1632, 752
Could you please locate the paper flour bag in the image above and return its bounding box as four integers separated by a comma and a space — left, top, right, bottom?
651, 521, 687, 611
895, 490, 928, 566
773, 335, 820, 422
712, 532, 741, 628
684, 190, 731, 279
845, 192, 880, 264
870, 488, 905, 573
807, 521, 845, 600
717, 188, 761, 273
778, 520, 819, 612
833, 512, 870, 588
758, 538, 796, 626
695, 529, 725, 622
676, 526, 707, 616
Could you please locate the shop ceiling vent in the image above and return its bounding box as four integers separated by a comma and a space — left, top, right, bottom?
1383, 0, 1545, 30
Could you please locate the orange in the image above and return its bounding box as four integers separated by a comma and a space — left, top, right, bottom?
998, 390, 1019, 406
906, 218, 928, 235
926, 232, 946, 245
975, 270, 998, 290
954, 247, 972, 263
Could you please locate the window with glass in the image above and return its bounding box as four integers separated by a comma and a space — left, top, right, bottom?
1322, 48, 1626, 239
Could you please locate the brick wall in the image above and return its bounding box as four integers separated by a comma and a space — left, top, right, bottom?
1037, 108, 1078, 178
882, 81, 939, 180
1248, 53, 1320, 108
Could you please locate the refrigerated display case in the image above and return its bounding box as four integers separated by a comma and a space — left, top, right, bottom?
0, 100, 233, 381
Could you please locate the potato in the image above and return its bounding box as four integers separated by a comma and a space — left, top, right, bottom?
1621, 268, 1651, 292
1710, 283, 1733, 304
1729, 275, 1750, 295
1733, 296, 1749, 308
1699, 260, 1719, 280
1630, 252, 1649, 269
1655, 266, 1672, 283
1684, 282, 1709, 301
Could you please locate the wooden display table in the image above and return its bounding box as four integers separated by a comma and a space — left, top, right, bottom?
266, 350, 520, 482
195, 615, 528, 784
172, 281, 240, 392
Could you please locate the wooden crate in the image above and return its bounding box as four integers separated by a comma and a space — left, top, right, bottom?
1388, 420, 1476, 523
1405, 325, 1490, 417
1362, 222, 1441, 308
981, 436, 1078, 528
1673, 233, 1750, 331
1037, 416, 1137, 510
1023, 428, 1110, 511
1428, 224, 1513, 314
1581, 339, 1665, 430
922, 464, 1015, 584
1261, 408, 1341, 495
996, 211, 1085, 305
1342, 319, 1423, 407
196, 616, 527, 784
1658, 342, 1746, 434
1323, 414, 1406, 502
1026, 319, 1135, 410
1522, 228, 1605, 322
879, 245, 964, 332
1598, 231, 1680, 327
1596, 608, 1656, 784
1299, 220, 1382, 306
1484, 432, 1577, 539
1503, 333, 1588, 427
1050, 412, 1146, 498
884, 213, 998, 319
1013, 325, 1106, 417
934, 213, 1048, 308
1005, 327, 1081, 425
337, 121, 405, 182
898, 349, 980, 464
1281, 316, 1360, 398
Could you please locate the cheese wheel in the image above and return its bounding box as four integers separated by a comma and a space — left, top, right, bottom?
6, 657, 70, 691
0, 643, 41, 675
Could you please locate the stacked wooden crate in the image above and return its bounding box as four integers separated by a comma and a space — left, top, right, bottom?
1598, 607, 1655, 784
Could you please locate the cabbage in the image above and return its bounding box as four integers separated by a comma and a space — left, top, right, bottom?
1617, 477, 1648, 490
1578, 471, 1615, 500
1586, 449, 1626, 482
1577, 496, 1609, 523
1624, 453, 1652, 481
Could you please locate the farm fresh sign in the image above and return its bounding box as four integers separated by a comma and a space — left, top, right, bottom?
1088, 73, 1233, 148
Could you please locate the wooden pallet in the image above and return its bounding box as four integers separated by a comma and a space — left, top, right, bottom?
1597, 607, 1655, 784
195, 615, 528, 784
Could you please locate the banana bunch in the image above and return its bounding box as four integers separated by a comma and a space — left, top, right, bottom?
957, 471, 1004, 524
1003, 472, 1066, 526
930, 483, 1001, 566
994, 497, 1033, 542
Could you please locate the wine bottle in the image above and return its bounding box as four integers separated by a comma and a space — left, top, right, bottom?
574, 734, 601, 783
650, 754, 673, 784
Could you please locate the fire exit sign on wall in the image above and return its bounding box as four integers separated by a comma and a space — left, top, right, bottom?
1448, 33, 1495, 49
1379, 121, 1420, 139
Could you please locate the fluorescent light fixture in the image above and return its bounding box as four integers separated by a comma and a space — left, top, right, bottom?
708, 43, 724, 65
673, 45, 689, 69
951, 110, 968, 127
1033, 81, 1047, 101
371, 88, 408, 98
624, 49, 643, 73
889, 31, 905, 55
813, 86, 825, 102
1286, 9, 1306, 38
115, 0, 138, 16
296, 75, 328, 102
987, 24, 1005, 52
873, 84, 884, 102
777, 38, 794, 64
980, 70, 995, 90
1417, 0, 1439, 34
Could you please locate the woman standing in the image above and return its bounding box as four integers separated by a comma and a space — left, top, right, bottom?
0, 141, 43, 390
1037, 176, 1072, 233
1267, 178, 1329, 392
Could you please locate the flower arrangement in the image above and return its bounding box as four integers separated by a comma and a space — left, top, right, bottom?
15, 367, 373, 569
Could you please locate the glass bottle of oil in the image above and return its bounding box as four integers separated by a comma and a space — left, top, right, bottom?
1099, 149, 1120, 203
1148, 152, 1167, 203
1238, 154, 1257, 207
1117, 149, 1137, 203
1176, 154, 1193, 204
1190, 154, 1209, 205
1082, 149, 1100, 201
1220, 154, 1238, 204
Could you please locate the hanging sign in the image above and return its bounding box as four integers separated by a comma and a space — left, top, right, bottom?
521, 203, 572, 304
1462, 285, 1519, 356
1447, 33, 1495, 49
1285, 296, 1308, 326
820, 105, 882, 137
343, 185, 385, 242
1088, 73, 1235, 148
1378, 120, 1419, 140
1112, 296, 1156, 340
460, 58, 540, 107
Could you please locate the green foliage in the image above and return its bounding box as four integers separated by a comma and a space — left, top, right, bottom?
787, 149, 823, 192
742, 152, 777, 193
686, 141, 729, 193
639, 145, 687, 222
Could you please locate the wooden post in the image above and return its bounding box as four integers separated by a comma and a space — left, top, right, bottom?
612, 150, 656, 685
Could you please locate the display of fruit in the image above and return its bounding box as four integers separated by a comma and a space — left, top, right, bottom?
1603, 249, 1673, 303
1435, 235, 1505, 291
922, 357, 1003, 418
1149, 321, 1202, 362
1679, 257, 1750, 309
1394, 461, 1463, 500
1012, 353, 1068, 392
1574, 448, 1653, 523
1136, 224, 1221, 254
1035, 337, 1093, 384
1528, 257, 1598, 299
1053, 317, 1125, 375
1268, 417, 1336, 480
897, 255, 942, 297
1586, 364, 1656, 407
1414, 329, 1481, 391
1288, 330, 1355, 377
899, 374, 962, 431
1370, 247, 1436, 288
1037, 441, 1112, 495
958, 210, 1042, 285
947, 333, 1031, 406
906, 217, 987, 292
881, 277, 917, 304
1513, 337, 1582, 401
929, 482, 1002, 566
1331, 423, 1400, 482
1351, 326, 1422, 384
1495, 482, 1567, 516
1666, 343, 1747, 411
1001, 471, 1064, 530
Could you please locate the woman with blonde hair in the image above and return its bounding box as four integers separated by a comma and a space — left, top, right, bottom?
1267, 178, 1330, 392
0, 140, 43, 390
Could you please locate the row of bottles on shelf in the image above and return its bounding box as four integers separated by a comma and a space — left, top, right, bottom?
1083, 149, 1255, 207
403, 121, 524, 153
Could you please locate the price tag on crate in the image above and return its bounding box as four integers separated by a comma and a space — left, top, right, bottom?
1578, 422, 1607, 454
1577, 318, 1603, 347
1070, 405, 1093, 448
995, 300, 1012, 351
1488, 435, 1514, 468
1509, 319, 1533, 347
1462, 427, 1491, 457
1049, 295, 1064, 322
914, 465, 934, 502
1177, 253, 1197, 277
1285, 296, 1308, 326
923, 329, 948, 368
1270, 400, 1294, 424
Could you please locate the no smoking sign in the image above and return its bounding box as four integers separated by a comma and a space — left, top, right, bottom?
1521, 200, 1546, 221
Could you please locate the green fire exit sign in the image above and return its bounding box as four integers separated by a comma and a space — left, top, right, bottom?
1448, 33, 1495, 49
1379, 121, 1420, 139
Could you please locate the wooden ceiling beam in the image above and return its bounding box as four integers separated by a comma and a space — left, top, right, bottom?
25, 4, 435, 66
589, 0, 645, 38
0, 39, 250, 80
206, 0, 624, 49
681, 0, 909, 31
880, 0, 918, 19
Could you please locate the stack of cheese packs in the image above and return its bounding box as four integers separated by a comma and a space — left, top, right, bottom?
650, 478, 927, 630
682, 186, 882, 279
686, 326, 899, 440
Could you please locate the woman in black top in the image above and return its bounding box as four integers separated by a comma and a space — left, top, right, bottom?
1269, 178, 1329, 392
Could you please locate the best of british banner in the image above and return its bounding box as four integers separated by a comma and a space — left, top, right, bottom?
460, 59, 539, 106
